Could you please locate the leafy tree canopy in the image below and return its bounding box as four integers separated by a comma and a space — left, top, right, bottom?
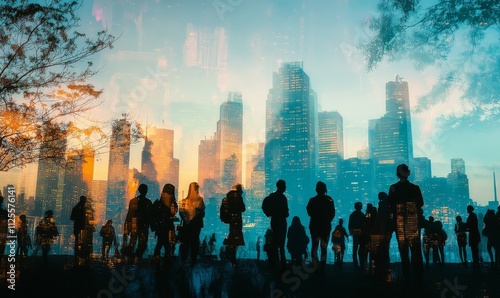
361, 0, 500, 128
0, 0, 139, 171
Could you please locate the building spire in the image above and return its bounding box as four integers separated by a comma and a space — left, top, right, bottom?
494, 171, 498, 203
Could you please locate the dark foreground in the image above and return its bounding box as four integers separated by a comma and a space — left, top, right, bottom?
1, 255, 498, 298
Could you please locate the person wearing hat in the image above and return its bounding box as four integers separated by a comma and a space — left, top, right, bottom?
36, 210, 59, 265
388, 163, 424, 285
152, 183, 178, 267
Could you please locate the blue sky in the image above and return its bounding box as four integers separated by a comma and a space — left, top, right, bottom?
56, 0, 500, 204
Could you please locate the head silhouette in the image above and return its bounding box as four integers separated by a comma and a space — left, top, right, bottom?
45, 210, 54, 218
186, 182, 200, 200
138, 184, 148, 196
162, 184, 175, 195
315, 181, 327, 195
396, 164, 410, 179
354, 202, 362, 211
456, 215, 462, 222
378, 192, 388, 201
291, 216, 301, 226
339, 218, 344, 225
79, 195, 87, 204
467, 205, 474, 213
276, 179, 286, 193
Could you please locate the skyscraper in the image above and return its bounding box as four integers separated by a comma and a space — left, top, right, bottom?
369, 75, 414, 192
141, 127, 180, 199
61, 147, 95, 226
447, 158, 470, 213
198, 135, 218, 198
217, 92, 243, 191
265, 61, 318, 203
318, 111, 344, 193
413, 157, 432, 183
34, 139, 66, 222
106, 115, 131, 226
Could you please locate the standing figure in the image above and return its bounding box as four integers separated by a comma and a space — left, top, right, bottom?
256, 236, 262, 260
348, 202, 365, 269
361, 203, 377, 272
124, 184, 153, 264
435, 221, 447, 265
0, 197, 7, 264
17, 214, 32, 257
331, 218, 348, 265
70, 196, 87, 265
388, 164, 424, 285
152, 184, 178, 266
454, 215, 468, 266
179, 182, 206, 266
423, 216, 438, 266
100, 220, 117, 261
466, 205, 481, 268
287, 216, 310, 265
307, 181, 335, 274
36, 210, 59, 265
373, 192, 393, 282
208, 233, 216, 256
262, 179, 289, 271
221, 184, 246, 266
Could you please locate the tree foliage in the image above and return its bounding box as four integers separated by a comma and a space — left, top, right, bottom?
361, 0, 500, 127
0, 0, 138, 171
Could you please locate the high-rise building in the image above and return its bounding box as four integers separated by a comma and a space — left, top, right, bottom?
106, 116, 131, 226
369, 75, 414, 192
318, 111, 343, 193
413, 157, 432, 183
198, 135, 218, 198
141, 127, 180, 199
91, 180, 108, 227
61, 147, 95, 226
447, 158, 470, 213
246, 142, 265, 200
338, 158, 375, 219
265, 61, 318, 203
34, 139, 66, 222
217, 92, 243, 191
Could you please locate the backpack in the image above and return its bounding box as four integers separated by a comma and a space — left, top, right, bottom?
220, 197, 231, 224
262, 195, 272, 217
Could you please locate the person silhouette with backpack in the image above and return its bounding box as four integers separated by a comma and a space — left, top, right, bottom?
221, 184, 246, 267
100, 220, 117, 261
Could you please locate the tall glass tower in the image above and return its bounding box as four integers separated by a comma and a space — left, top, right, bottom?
318, 111, 344, 194
265, 61, 318, 204
106, 115, 131, 228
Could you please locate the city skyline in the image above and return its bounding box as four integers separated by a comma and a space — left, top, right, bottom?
1, 0, 498, 207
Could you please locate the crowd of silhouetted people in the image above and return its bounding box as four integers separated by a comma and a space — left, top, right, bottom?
1, 163, 500, 286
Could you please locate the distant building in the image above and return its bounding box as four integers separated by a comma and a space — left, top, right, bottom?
265, 61, 318, 204
339, 157, 375, 214
413, 157, 432, 183
447, 158, 471, 214
318, 111, 343, 194
106, 116, 131, 227
246, 142, 265, 200
369, 76, 414, 193
198, 135, 218, 197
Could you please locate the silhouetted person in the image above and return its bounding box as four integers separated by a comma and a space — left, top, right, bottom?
179, 182, 206, 266
124, 184, 153, 264
152, 183, 178, 266
36, 210, 59, 265
483, 209, 497, 268
0, 196, 7, 264
466, 205, 481, 269
423, 216, 437, 266
263, 228, 277, 268
373, 191, 393, 282
221, 184, 245, 267
349, 202, 365, 269
287, 216, 309, 265
454, 215, 467, 266
331, 218, 348, 265
307, 181, 335, 274
17, 214, 32, 257
256, 236, 262, 260
262, 179, 289, 271
209, 233, 216, 255
388, 164, 424, 285
361, 203, 377, 272
71, 195, 95, 265
100, 220, 117, 261
435, 220, 447, 265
